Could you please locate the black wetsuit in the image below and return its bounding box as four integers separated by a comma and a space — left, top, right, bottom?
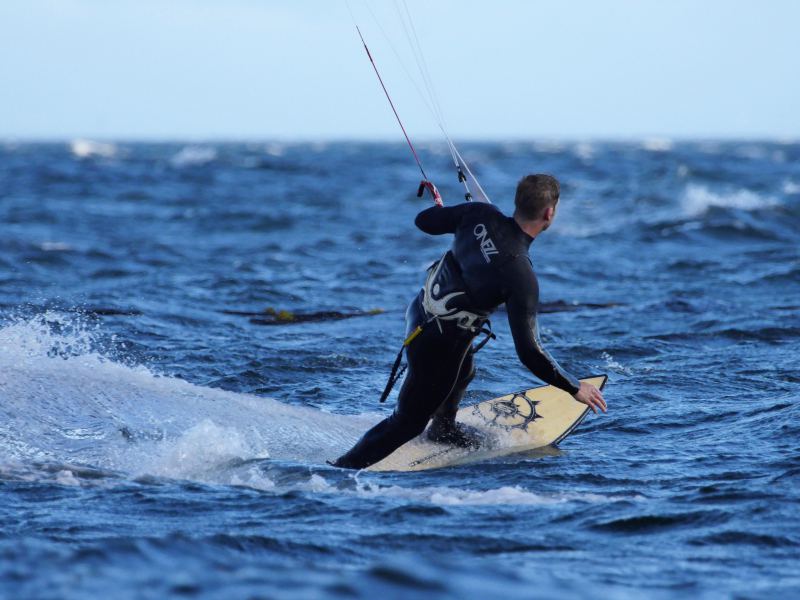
332, 202, 580, 469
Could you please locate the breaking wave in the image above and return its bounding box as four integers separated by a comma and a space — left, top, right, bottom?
70, 139, 117, 159
0, 313, 371, 482
681, 184, 778, 216
0, 314, 644, 508
170, 145, 218, 167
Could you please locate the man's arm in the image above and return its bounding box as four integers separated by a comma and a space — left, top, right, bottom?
414, 203, 474, 235
504, 261, 607, 413
504, 260, 581, 395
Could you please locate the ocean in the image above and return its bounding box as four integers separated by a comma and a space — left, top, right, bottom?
1, 139, 798, 599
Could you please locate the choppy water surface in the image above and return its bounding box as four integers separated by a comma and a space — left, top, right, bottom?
1, 140, 798, 599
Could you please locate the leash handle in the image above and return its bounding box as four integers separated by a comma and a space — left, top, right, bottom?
417, 180, 443, 206
403, 325, 424, 346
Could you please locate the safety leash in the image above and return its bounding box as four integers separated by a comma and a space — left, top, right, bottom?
378, 324, 424, 403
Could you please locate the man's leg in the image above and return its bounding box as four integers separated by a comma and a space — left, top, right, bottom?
329, 380, 433, 469
332, 298, 474, 469
430, 349, 474, 424
425, 349, 486, 448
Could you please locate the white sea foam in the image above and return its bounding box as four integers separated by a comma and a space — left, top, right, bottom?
0, 314, 630, 502
642, 138, 673, 152
735, 145, 768, 160
532, 141, 566, 154
70, 139, 117, 159
141, 419, 269, 480
265, 143, 285, 157
696, 142, 723, 155
375, 483, 559, 506
303, 475, 645, 507
601, 351, 632, 376
55, 469, 81, 486
39, 241, 72, 252
0, 314, 372, 480
574, 142, 594, 160
783, 180, 800, 195
681, 184, 777, 217
170, 146, 217, 167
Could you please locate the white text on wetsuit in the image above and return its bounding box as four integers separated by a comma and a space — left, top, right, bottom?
473, 224, 499, 263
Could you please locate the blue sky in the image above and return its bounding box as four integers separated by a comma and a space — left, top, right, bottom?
1, 0, 798, 140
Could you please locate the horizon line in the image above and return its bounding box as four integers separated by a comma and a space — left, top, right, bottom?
3, 134, 799, 145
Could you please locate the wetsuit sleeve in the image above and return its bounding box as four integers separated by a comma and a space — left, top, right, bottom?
414, 203, 474, 235
503, 260, 581, 395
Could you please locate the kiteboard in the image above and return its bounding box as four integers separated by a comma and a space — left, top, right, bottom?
368, 375, 607, 472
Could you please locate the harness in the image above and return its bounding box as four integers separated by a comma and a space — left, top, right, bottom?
378, 253, 496, 403
420, 254, 489, 333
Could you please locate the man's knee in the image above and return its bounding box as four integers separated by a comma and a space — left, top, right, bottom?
458, 363, 476, 386
457, 350, 476, 385
392, 410, 430, 439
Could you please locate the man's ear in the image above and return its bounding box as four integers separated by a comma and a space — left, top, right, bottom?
543, 205, 555, 223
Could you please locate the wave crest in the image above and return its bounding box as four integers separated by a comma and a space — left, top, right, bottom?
0, 314, 369, 479
682, 184, 778, 217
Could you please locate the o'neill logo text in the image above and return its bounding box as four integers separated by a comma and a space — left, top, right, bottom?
473, 223, 499, 263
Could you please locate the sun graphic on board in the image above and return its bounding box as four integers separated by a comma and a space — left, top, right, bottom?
472, 392, 541, 431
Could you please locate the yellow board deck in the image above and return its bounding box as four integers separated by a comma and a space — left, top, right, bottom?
368, 375, 607, 472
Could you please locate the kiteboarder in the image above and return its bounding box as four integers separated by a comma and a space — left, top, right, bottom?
331, 174, 606, 469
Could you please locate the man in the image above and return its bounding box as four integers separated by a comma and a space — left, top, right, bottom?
332, 174, 606, 469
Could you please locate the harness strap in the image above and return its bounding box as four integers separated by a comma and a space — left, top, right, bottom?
472, 320, 496, 353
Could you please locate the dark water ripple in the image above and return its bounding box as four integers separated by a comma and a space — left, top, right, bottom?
1, 141, 799, 598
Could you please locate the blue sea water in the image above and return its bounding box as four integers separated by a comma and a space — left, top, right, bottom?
0, 139, 798, 599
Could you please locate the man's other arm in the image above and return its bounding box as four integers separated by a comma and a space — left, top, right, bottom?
504, 262, 607, 412
414, 203, 474, 235
504, 262, 581, 395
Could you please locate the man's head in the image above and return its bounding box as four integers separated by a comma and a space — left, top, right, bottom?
513, 174, 560, 232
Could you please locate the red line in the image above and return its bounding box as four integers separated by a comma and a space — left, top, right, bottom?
356, 26, 428, 181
